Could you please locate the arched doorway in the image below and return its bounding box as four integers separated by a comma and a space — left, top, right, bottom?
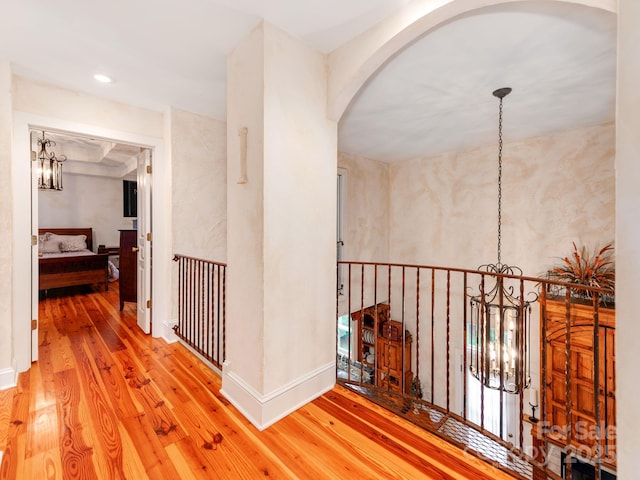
330, 0, 617, 477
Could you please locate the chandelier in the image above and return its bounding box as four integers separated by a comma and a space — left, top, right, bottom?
468, 88, 534, 394
37, 131, 66, 191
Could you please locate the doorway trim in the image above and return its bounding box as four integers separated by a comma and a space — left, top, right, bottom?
12, 111, 171, 373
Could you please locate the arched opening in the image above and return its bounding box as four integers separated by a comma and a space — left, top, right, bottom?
332, 1, 617, 477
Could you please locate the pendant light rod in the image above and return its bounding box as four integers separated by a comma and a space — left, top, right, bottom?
492, 87, 511, 266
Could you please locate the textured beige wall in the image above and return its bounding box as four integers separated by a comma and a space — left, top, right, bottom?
389, 123, 615, 274
170, 108, 227, 261
0, 62, 13, 374
39, 174, 133, 249
338, 152, 389, 263
336, 152, 390, 317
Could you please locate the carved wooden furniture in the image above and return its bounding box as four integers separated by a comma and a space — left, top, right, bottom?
377, 326, 413, 394
351, 303, 413, 395
351, 303, 389, 365
119, 230, 137, 310
38, 227, 109, 291
540, 297, 616, 467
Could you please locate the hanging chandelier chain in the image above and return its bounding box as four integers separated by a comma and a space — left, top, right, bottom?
491, 86, 510, 267
497, 96, 504, 266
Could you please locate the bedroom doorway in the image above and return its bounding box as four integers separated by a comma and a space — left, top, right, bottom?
31, 128, 154, 360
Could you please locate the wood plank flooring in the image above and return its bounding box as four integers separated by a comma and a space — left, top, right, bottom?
0, 284, 517, 479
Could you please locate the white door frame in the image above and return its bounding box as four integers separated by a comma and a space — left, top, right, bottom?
29, 131, 39, 362
12, 111, 171, 373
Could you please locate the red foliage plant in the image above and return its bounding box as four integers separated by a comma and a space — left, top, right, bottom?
551, 242, 615, 293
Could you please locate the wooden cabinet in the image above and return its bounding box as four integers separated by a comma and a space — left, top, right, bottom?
351, 304, 413, 395
541, 298, 615, 465
119, 230, 137, 310
377, 333, 413, 394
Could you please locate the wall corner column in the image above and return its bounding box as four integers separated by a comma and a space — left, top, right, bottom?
615, 0, 640, 475
0, 62, 16, 388
223, 22, 338, 429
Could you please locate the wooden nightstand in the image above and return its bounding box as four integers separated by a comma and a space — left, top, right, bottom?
97, 246, 120, 255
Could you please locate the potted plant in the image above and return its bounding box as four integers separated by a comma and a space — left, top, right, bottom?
545, 241, 615, 306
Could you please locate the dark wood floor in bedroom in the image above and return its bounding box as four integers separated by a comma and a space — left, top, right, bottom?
0, 283, 516, 479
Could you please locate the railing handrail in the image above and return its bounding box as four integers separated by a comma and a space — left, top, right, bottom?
173, 253, 227, 268
338, 259, 613, 296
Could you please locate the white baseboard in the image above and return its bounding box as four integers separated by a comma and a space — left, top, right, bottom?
161, 319, 179, 344
0, 359, 18, 390
221, 360, 335, 431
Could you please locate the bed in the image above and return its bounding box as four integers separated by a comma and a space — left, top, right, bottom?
38, 227, 109, 292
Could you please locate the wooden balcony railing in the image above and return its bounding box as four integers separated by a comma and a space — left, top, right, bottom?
173, 254, 226, 369
337, 260, 615, 480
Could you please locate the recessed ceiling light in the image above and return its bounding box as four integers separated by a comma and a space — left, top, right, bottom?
94, 74, 113, 83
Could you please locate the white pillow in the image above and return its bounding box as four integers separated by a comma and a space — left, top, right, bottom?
39, 233, 63, 253
49, 233, 87, 252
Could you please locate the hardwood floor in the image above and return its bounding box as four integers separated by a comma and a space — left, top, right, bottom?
0, 284, 516, 479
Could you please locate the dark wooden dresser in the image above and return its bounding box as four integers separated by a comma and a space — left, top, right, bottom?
119, 229, 137, 310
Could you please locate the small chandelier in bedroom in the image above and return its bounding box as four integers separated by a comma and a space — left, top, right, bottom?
37, 131, 66, 191
467, 88, 535, 394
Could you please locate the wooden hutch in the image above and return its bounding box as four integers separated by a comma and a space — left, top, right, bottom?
350, 303, 413, 395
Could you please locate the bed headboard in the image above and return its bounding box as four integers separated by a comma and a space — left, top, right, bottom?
38, 227, 94, 251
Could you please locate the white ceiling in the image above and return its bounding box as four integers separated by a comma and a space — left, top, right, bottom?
339, 2, 617, 162
36, 131, 139, 166
2, 1, 616, 164
33, 130, 140, 178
